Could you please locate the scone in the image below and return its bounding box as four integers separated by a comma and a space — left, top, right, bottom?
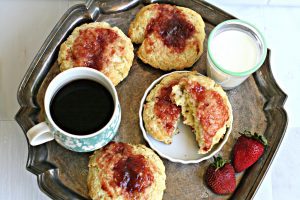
143, 71, 196, 144
129, 4, 205, 70
88, 142, 166, 200
58, 22, 134, 86
172, 74, 232, 154
143, 72, 232, 154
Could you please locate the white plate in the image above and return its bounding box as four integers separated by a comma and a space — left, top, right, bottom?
139, 71, 233, 164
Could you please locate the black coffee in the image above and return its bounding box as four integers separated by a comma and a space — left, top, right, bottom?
50, 79, 114, 135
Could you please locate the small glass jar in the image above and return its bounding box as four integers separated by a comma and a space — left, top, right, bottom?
207, 19, 267, 90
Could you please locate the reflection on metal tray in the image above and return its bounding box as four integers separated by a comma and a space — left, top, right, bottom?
15, 0, 287, 199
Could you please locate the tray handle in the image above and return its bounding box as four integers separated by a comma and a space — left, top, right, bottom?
87, 0, 140, 15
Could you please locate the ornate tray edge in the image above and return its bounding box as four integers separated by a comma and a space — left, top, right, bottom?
246, 50, 288, 199
15, 3, 93, 200
14, 1, 288, 199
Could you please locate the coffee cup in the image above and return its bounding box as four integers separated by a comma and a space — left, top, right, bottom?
26, 67, 121, 152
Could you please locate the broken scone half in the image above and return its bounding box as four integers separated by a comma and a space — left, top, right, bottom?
143, 72, 196, 144
143, 72, 232, 154
171, 74, 232, 154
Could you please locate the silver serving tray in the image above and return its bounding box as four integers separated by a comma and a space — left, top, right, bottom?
15, 0, 288, 199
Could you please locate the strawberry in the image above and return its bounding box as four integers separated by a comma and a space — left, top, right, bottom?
205, 156, 236, 195
233, 130, 268, 173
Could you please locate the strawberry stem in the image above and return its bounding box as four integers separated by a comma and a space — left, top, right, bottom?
239, 130, 268, 146
212, 156, 228, 170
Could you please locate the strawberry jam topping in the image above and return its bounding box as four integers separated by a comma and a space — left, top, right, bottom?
193, 88, 229, 151
101, 181, 113, 197
145, 4, 195, 53
188, 81, 206, 101
71, 28, 118, 70
186, 82, 228, 151
113, 154, 154, 193
154, 82, 181, 134
97, 142, 154, 195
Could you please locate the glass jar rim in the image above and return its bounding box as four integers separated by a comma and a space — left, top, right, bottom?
207, 19, 267, 77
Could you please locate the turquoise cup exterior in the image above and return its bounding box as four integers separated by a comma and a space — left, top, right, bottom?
47, 105, 121, 152
26, 67, 121, 152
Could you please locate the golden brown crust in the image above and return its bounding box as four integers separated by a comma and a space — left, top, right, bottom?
58, 22, 134, 86
87, 142, 166, 200
129, 4, 205, 70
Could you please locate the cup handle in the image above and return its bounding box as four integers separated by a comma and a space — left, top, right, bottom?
26, 122, 54, 146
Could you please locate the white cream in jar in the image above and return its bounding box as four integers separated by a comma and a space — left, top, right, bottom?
210, 30, 259, 72
207, 20, 267, 90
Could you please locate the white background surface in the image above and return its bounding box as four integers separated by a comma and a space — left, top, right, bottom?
0, 0, 299, 199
